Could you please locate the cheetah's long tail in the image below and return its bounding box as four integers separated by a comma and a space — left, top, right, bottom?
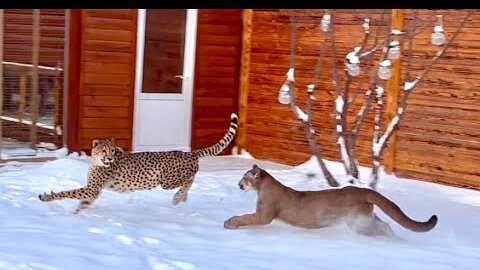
193, 113, 239, 158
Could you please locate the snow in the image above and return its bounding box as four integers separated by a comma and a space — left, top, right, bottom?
321, 14, 331, 22
280, 83, 289, 93
390, 40, 400, 47
346, 49, 360, 64
295, 106, 309, 122
380, 60, 391, 67
375, 115, 401, 156
321, 14, 331, 32
336, 137, 351, 177
1, 155, 480, 270
362, 18, 370, 31
372, 142, 382, 157
348, 55, 360, 64
307, 84, 314, 93
286, 68, 294, 82
391, 29, 404, 35
335, 96, 344, 113
375, 86, 384, 97
404, 80, 418, 91
434, 25, 444, 32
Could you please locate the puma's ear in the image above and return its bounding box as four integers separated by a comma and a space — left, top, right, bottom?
252, 164, 260, 178
92, 139, 100, 148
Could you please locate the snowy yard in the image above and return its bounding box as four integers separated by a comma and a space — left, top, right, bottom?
0, 153, 479, 270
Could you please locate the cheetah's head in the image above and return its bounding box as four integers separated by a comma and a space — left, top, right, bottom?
91, 138, 120, 167
238, 164, 263, 192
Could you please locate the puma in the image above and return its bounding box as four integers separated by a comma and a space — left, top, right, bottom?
224, 164, 438, 236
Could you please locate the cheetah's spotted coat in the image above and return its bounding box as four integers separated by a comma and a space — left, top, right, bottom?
39, 113, 239, 212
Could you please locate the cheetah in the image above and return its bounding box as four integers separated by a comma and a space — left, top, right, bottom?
39, 113, 239, 213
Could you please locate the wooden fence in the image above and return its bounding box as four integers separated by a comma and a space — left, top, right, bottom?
0, 9, 65, 159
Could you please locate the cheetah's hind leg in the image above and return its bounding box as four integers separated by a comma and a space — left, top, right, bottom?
172, 176, 194, 205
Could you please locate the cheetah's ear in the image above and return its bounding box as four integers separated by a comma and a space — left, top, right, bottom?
110, 137, 116, 145
92, 139, 100, 148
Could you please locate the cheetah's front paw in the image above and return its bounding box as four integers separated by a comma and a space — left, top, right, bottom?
172, 193, 187, 205
38, 191, 55, 202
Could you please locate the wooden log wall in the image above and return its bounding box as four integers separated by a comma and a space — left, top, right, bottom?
245, 9, 388, 166
72, 9, 242, 154
4, 9, 65, 67
190, 9, 243, 154
393, 10, 480, 189
243, 9, 480, 189
76, 9, 137, 151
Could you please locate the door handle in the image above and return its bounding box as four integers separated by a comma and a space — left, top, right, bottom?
174, 75, 189, 79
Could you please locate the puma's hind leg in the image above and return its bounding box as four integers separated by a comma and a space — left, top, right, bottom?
348, 214, 396, 237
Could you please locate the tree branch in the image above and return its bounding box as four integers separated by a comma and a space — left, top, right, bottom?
332, 11, 374, 182
349, 10, 387, 107
351, 10, 392, 145
370, 11, 471, 189
369, 86, 385, 188
287, 10, 339, 187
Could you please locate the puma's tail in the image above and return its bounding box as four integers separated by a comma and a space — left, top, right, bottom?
193, 113, 239, 158
365, 189, 438, 232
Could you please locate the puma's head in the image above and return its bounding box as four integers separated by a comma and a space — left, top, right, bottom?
238, 164, 263, 191
91, 138, 121, 167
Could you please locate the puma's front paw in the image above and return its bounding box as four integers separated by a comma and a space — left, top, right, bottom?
224, 216, 239, 229
38, 191, 55, 202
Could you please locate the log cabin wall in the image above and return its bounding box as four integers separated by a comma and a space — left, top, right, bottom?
244, 9, 480, 189
4, 9, 65, 66
393, 10, 480, 189
72, 9, 242, 154
245, 9, 387, 166
190, 9, 243, 154
76, 9, 137, 152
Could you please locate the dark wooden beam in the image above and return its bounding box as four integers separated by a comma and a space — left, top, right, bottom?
66, 9, 82, 153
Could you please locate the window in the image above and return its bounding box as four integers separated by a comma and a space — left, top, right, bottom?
142, 9, 186, 94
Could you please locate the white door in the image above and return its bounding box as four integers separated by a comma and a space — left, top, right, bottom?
133, 9, 198, 152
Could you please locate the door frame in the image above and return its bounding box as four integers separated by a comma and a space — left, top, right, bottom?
132, 9, 198, 152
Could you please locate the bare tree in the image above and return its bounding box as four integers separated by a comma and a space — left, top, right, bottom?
279, 9, 472, 189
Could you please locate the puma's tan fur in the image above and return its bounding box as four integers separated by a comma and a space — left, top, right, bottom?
224, 165, 438, 236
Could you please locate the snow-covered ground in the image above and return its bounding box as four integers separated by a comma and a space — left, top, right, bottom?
1, 153, 479, 270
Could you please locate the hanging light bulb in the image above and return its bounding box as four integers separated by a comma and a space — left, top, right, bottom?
321, 13, 331, 32
346, 55, 360, 77
378, 60, 391, 80
431, 15, 446, 46
278, 82, 292, 105
388, 40, 401, 60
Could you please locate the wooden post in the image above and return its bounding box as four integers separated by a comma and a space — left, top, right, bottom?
30, 9, 40, 150
235, 9, 253, 153
0, 9, 4, 159
53, 62, 61, 145
384, 9, 405, 174
18, 72, 26, 121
